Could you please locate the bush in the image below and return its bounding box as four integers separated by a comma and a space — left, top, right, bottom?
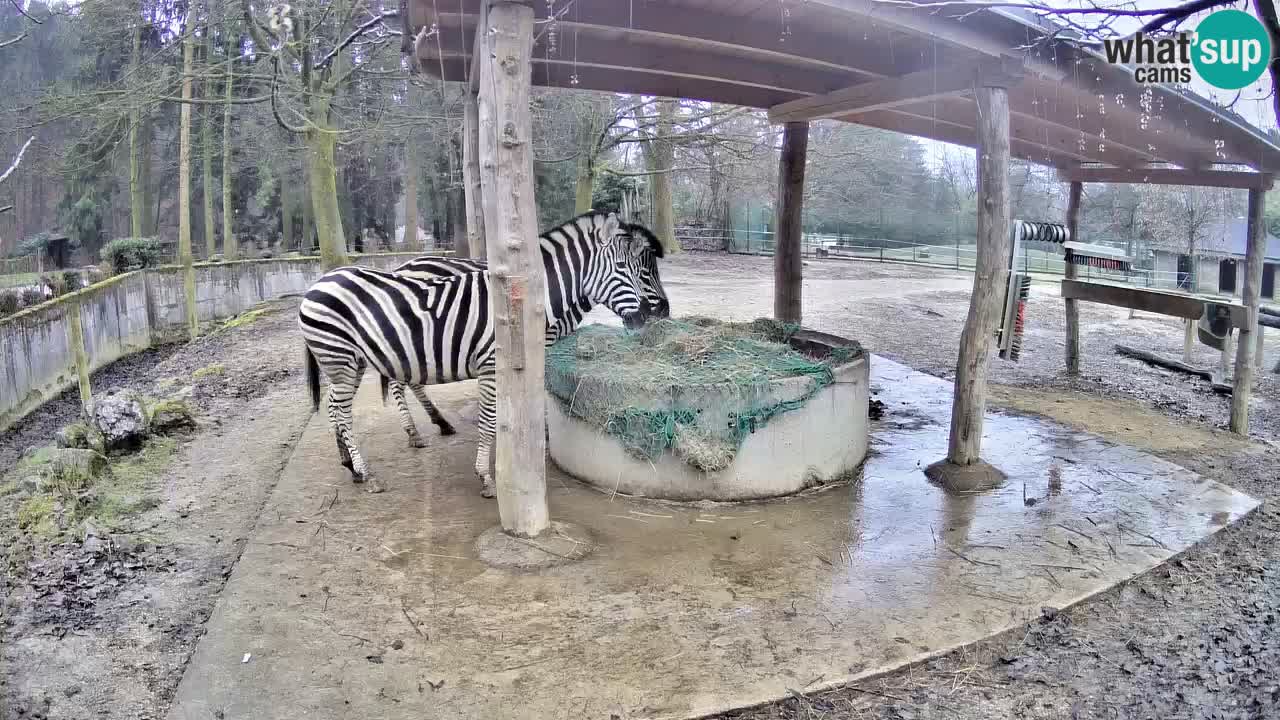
62, 270, 84, 293
0, 291, 18, 317
19, 288, 45, 307
101, 237, 162, 273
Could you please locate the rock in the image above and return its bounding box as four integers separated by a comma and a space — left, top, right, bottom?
89, 393, 149, 453
147, 398, 196, 434
56, 422, 106, 454
18, 475, 42, 493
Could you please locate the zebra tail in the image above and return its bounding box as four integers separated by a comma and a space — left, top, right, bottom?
305, 347, 320, 412
379, 375, 390, 406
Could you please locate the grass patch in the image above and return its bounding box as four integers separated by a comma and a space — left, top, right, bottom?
220, 306, 273, 330
192, 363, 226, 380
17, 494, 57, 537
0, 272, 40, 289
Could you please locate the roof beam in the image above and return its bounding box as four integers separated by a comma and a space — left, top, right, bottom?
850, 109, 1084, 168
427, 4, 924, 81
805, 0, 1065, 81
768, 63, 979, 124
1057, 166, 1276, 190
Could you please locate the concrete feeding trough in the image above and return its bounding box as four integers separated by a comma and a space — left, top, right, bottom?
545, 326, 870, 501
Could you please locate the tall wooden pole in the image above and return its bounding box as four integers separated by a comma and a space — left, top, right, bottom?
946, 82, 1012, 466
1063, 180, 1082, 374
478, 0, 549, 538
774, 121, 808, 325
1230, 187, 1267, 434
463, 94, 485, 259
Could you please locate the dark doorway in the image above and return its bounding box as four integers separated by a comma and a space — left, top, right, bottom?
1176, 254, 1193, 290
1264, 263, 1276, 299
1219, 259, 1238, 294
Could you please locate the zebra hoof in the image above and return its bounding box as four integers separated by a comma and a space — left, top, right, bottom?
437, 423, 457, 436
480, 485, 496, 499
408, 436, 428, 449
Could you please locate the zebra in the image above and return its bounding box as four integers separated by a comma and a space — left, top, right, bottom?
299, 210, 663, 497
378, 222, 669, 448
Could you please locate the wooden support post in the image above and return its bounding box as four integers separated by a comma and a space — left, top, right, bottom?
1230, 187, 1267, 434
945, 83, 1012, 469
477, 0, 549, 538
1063, 180, 1082, 374
1183, 318, 1195, 364
1256, 326, 1265, 370
67, 302, 92, 413
774, 121, 808, 325
462, 92, 485, 259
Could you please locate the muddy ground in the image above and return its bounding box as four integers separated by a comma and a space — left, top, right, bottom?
1, 253, 1278, 720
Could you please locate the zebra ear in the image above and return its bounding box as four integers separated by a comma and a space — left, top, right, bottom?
601, 212, 623, 242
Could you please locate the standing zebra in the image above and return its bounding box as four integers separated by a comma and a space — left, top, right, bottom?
380, 222, 669, 448
299, 210, 662, 497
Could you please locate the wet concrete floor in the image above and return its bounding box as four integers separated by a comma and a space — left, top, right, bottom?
166, 356, 1258, 720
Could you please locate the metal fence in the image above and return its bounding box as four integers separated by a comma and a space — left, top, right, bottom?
687, 227, 1188, 289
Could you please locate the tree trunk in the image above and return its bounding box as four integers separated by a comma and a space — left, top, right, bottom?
644, 98, 678, 252
773, 121, 808, 325
301, 160, 313, 253
574, 161, 595, 214
478, 1, 549, 538
946, 84, 1011, 467
1230, 188, 1267, 434
141, 116, 155, 236
462, 93, 485, 258
281, 187, 294, 250
178, 35, 198, 341
202, 26, 216, 259
403, 143, 419, 250
221, 43, 235, 259
1063, 181, 1082, 374
128, 23, 145, 238
307, 129, 347, 270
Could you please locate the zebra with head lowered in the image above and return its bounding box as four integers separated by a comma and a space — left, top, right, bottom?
378, 222, 670, 448
299, 210, 663, 497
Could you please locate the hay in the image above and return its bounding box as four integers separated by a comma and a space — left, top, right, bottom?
545, 317, 862, 472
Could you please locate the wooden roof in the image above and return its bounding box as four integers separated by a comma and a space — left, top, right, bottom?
406, 0, 1280, 175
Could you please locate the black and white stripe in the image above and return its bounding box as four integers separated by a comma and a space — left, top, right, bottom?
299, 210, 664, 496
380, 221, 669, 448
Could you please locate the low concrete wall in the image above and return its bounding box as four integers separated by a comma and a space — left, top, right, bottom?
0, 252, 436, 432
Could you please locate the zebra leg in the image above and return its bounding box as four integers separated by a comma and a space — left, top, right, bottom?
411, 384, 457, 436
324, 390, 354, 472
390, 380, 429, 448
328, 377, 383, 493
474, 375, 497, 498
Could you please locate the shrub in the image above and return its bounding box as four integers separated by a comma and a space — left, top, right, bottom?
0, 290, 18, 317
62, 270, 84, 293
19, 288, 45, 307
101, 237, 162, 274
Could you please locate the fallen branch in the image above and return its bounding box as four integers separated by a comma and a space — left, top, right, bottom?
1115, 344, 1211, 381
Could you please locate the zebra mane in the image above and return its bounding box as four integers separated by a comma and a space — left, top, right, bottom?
623, 223, 665, 258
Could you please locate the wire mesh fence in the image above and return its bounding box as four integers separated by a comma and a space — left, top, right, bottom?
679, 227, 1185, 289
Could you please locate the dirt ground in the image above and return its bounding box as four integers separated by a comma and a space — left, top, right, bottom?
1, 253, 1278, 720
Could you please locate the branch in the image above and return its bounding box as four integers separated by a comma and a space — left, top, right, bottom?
0, 135, 35, 185
314, 11, 399, 69
271, 56, 307, 134
0, 205, 13, 214
0, 32, 26, 49
1140, 0, 1235, 32
9, 0, 41, 23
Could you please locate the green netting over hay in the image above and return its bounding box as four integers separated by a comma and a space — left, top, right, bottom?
545, 316, 863, 473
